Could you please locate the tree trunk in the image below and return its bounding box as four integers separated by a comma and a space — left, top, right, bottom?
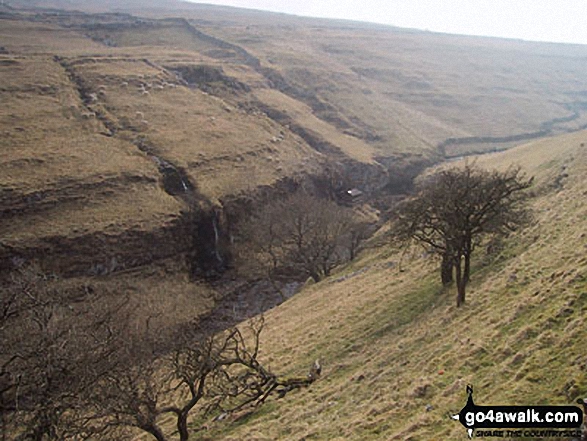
145, 424, 168, 441
441, 252, 453, 285
463, 239, 472, 284
455, 258, 466, 307
178, 412, 189, 441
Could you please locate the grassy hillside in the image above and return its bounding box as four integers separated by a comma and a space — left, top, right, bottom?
183, 7, 587, 155
0, 7, 385, 333
8, 0, 587, 157
2, 3, 587, 278
203, 130, 587, 440
0, 14, 330, 276
2, 3, 587, 440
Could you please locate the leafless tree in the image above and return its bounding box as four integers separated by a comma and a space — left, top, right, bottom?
0, 266, 128, 441
393, 163, 533, 306
1, 268, 320, 441
346, 221, 373, 262
84, 317, 320, 441
239, 192, 362, 283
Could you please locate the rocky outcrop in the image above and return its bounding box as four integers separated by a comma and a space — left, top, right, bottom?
0, 218, 188, 277
168, 64, 250, 96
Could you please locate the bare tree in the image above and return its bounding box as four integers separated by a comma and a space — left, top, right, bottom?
85, 318, 320, 441
393, 163, 533, 306
0, 266, 128, 441
1, 268, 320, 441
239, 192, 360, 283
346, 221, 373, 262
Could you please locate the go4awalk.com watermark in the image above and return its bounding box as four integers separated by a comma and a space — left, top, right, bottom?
451, 385, 586, 439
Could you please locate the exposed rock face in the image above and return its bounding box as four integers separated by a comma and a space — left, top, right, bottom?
0, 220, 188, 276
169, 64, 250, 94
0, 9, 432, 281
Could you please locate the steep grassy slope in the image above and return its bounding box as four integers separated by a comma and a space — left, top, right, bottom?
185, 8, 587, 156
63, 55, 325, 199
203, 130, 587, 440
0, 44, 186, 274
9, 0, 587, 158
0, 15, 335, 275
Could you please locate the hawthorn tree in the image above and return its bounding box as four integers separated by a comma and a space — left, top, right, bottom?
1, 267, 320, 441
82, 317, 320, 441
394, 163, 533, 306
0, 266, 128, 441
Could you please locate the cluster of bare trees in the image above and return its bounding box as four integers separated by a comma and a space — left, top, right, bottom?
0, 267, 319, 441
0, 266, 128, 440
0, 161, 535, 438
393, 163, 533, 306
238, 192, 372, 284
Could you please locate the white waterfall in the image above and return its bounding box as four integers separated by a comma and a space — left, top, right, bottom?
212, 215, 223, 265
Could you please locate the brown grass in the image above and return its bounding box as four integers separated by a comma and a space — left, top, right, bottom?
0, 54, 182, 240
194, 13, 587, 155
3, 9, 587, 440
204, 131, 587, 440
